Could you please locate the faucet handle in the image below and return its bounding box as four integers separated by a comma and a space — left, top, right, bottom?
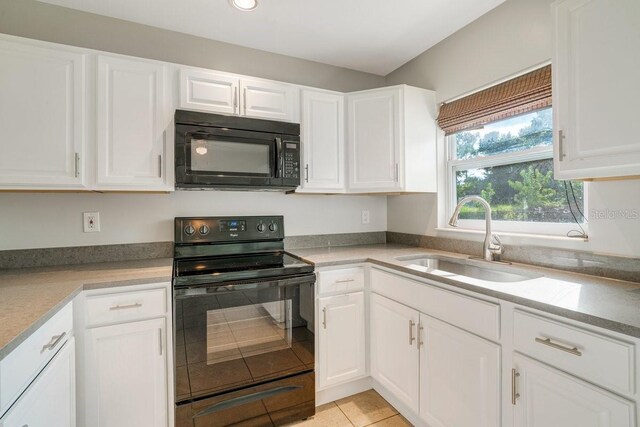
489, 234, 503, 255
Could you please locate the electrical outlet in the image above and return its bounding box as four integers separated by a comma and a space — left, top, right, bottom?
361, 210, 370, 224
83, 212, 100, 233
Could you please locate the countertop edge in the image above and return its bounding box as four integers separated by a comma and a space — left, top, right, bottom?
291, 253, 640, 340
0, 275, 173, 361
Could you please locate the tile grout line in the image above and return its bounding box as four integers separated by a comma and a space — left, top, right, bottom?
333, 401, 357, 426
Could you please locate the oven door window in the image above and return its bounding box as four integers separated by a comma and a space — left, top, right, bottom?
175, 281, 314, 401
207, 300, 292, 364
189, 137, 272, 177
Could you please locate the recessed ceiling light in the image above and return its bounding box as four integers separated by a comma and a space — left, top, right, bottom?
229, 0, 258, 12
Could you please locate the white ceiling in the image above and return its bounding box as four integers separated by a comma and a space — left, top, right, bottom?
38, 0, 506, 75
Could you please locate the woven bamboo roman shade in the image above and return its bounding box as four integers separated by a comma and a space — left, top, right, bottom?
437, 65, 552, 135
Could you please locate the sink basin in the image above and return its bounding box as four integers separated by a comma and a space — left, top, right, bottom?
394, 255, 541, 283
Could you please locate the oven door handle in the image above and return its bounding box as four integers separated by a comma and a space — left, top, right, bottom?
192, 385, 303, 419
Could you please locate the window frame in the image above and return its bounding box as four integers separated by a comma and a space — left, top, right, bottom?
445, 114, 589, 237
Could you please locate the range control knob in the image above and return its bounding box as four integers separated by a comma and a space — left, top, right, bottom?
256, 223, 266, 233
269, 222, 278, 232
199, 225, 210, 235
184, 225, 196, 236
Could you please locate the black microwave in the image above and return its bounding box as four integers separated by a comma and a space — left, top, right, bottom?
174, 110, 301, 191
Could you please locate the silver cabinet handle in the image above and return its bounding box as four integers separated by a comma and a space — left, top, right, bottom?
42, 332, 66, 352
409, 320, 416, 345
535, 337, 582, 356
558, 130, 566, 161
109, 302, 142, 311
74, 153, 80, 178
234, 86, 239, 114
417, 322, 424, 348
395, 163, 399, 182
511, 368, 520, 405
334, 278, 355, 284
305, 164, 309, 183
158, 154, 162, 178
322, 307, 327, 329
243, 88, 247, 115
159, 328, 163, 356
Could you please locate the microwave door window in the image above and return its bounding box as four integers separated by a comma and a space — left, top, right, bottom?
190, 139, 271, 176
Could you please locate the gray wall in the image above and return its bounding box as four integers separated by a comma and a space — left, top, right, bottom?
385, 0, 640, 258
0, 0, 385, 92
386, 0, 553, 103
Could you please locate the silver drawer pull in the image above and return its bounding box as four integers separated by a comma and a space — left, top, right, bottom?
535, 337, 582, 356
334, 278, 355, 284
109, 302, 143, 311
322, 307, 327, 329
42, 332, 66, 352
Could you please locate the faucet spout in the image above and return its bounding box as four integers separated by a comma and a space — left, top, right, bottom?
447, 195, 503, 262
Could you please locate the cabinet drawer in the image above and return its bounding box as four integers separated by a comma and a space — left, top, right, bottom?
318, 267, 365, 296
513, 310, 635, 394
0, 301, 73, 415
85, 287, 167, 327
371, 268, 500, 341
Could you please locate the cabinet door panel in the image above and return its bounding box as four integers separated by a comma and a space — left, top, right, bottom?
240, 79, 297, 122
300, 90, 345, 191
347, 89, 400, 191
370, 293, 419, 412
553, 0, 640, 179
180, 68, 239, 115
97, 55, 167, 188
0, 338, 75, 427
419, 315, 500, 427
513, 354, 635, 427
85, 318, 167, 427
0, 40, 87, 188
318, 292, 365, 389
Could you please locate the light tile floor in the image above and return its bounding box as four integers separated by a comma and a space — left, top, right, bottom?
286, 390, 413, 427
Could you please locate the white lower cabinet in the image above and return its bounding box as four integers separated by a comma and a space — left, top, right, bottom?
419, 314, 500, 427
84, 318, 168, 427
0, 337, 76, 427
370, 293, 420, 413
512, 354, 635, 427
317, 292, 366, 389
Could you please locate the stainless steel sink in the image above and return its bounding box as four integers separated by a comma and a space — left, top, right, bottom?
394, 255, 541, 283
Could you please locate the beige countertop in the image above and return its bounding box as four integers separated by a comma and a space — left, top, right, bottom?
289, 244, 640, 339
2, 243, 640, 362
0, 258, 173, 360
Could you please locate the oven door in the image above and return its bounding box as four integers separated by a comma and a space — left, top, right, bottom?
174, 274, 315, 404
175, 125, 282, 188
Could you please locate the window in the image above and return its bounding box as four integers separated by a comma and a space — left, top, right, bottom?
446, 107, 586, 236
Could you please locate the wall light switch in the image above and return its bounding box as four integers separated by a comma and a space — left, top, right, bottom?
361, 210, 370, 225
83, 212, 100, 233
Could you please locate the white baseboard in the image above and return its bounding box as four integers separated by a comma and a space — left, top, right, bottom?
371, 379, 427, 427
316, 376, 373, 406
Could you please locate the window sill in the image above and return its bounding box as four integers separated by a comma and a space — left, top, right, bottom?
434, 226, 589, 251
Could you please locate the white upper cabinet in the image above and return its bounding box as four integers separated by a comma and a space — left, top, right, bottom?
240, 78, 298, 122
553, 0, 640, 179
179, 68, 239, 115
178, 68, 298, 122
347, 85, 437, 193
0, 39, 88, 189
299, 89, 346, 192
96, 55, 171, 190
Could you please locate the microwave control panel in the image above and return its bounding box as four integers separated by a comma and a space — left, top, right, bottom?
283, 141, 300, 180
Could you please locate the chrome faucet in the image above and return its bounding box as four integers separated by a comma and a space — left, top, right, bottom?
448, 195, 503, 262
